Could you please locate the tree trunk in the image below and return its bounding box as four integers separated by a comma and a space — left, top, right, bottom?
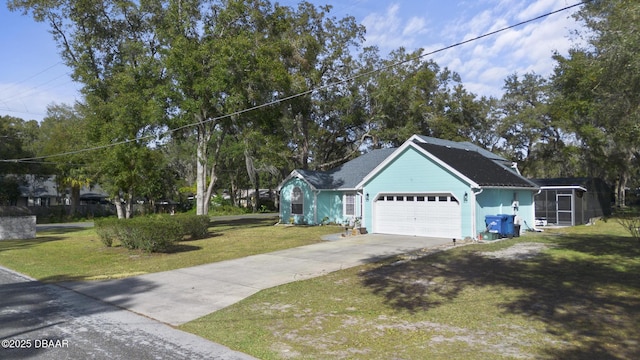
114, 194, 125, 219
296, 113, 310, 169
70, 184, 80, 216
616, 173, 628, 208
205, 164, 217, 210
253, 171, 260, 213
231, 177, 238, 207
125, 191, 133, 219
204, 130, 224, 213
196, 121, 211, 216
244, 145, 259, 213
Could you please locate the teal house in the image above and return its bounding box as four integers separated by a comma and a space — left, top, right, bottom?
278, 148, 395, 226
278, 135, 539, 239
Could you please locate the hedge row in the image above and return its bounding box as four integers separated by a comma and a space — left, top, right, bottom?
95, 214, 210, 252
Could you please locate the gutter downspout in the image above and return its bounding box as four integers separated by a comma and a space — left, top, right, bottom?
531, 188, 542, 231
313, 189, 320, 225
357, 189, 365, 229
472, 188, 484, 239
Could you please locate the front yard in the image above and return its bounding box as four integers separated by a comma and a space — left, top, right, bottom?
1, 215, 638, 359
0, 215, 340, 282
180, 220, 640, 359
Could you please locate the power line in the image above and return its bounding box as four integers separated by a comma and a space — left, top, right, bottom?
1, 72, 75, 104
0, 61, 78, 118
0, 108, 47, 118
1, 1, 587, 164
1, 62, 64, 91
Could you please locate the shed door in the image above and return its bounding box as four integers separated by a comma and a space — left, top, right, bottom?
556, 193, 574, 226
374, 194, 461, 238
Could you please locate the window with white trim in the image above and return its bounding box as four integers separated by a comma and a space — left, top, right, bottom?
344, 193, 355, 216
291, 187, 303, 215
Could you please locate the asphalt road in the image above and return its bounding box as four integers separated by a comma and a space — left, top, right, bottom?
0, 267, 256, 360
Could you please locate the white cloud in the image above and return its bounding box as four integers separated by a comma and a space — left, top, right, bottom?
462, 10, 495, 39
478, 65, 510, 84
486, 29, 520, 55
517, 0, 556, 21
402, 17, 427, 37
464, 81, 501, 98
418, 0, 584, 98
362, 3, 428, 52
0, 81, 79, 122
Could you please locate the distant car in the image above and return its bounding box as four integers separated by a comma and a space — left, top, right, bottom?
535, 218, 548, 226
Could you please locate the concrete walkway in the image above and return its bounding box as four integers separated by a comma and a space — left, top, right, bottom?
61, 234, 453, 326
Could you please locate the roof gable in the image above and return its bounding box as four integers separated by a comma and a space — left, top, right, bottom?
358, 135, 537, 189
415, 143, 537, 188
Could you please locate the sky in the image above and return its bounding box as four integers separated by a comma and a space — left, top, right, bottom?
0, 0, 586, 122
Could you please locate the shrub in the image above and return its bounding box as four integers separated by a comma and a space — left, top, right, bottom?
174, 214, 211, 240
95, 218, 119, 247
128, 217, 183, 252
95, 214, 210, 252
208, 204, 251, 216
616, 209, 640, 243
259, 200, 276, 212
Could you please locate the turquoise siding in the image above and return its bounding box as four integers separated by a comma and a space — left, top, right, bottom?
279, 177, 316, 224
476, 189, 536, 234
361, 147, 473, 237
316, 191, 345, 225
280, 145, 537, 237
279, 177, 360, 225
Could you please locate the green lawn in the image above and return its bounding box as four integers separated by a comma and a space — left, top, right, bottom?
180, 220, 640, 359
0, 216, 341, 282
2, 216, 638, 359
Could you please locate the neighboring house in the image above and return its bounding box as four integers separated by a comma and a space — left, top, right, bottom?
532, 177, 612, 226
16, 175, 109, 207
235, 189, 278, 208
279, 135, 540, 239
16, 175, 62, 207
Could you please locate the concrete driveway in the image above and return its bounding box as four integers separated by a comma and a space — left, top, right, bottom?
61, 234, 453, 326
0, 266, 256, 360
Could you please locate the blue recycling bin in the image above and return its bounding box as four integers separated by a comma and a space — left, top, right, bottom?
485, 215, 507, 235
498, 214, 516, 237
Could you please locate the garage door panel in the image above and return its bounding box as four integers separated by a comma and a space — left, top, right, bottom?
374, 194, 461, 238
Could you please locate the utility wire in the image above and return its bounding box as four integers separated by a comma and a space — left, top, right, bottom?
1, 1, 587, 164
1, 72, 75, 104
2, 62, 63, 92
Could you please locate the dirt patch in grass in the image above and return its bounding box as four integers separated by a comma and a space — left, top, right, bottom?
479, 242, 552, 260
251, 300, 553, 360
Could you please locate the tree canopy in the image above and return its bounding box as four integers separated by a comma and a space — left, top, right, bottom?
5, 0, 640, 211
551, 0, 640, 206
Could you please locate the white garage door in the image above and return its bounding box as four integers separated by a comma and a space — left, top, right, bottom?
374, 194, 461, 238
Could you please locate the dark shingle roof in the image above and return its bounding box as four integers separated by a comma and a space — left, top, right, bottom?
415, 142, 537, 188
414, 135, 507, 162
297, 148, 396, 189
